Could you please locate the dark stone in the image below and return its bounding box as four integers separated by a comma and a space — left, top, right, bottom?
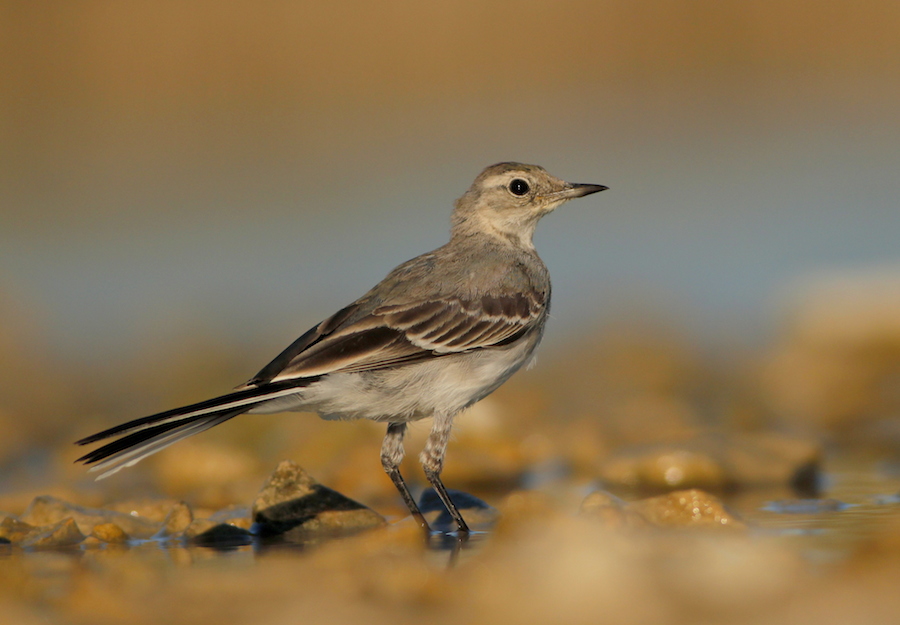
188, 522, 254, 549
254, 484, 372, 536
251, 460, 385, 539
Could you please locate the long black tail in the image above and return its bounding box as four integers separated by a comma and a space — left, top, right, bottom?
75, 379, 312, 479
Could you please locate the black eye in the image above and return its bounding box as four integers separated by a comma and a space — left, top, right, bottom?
509, 178, 530, 196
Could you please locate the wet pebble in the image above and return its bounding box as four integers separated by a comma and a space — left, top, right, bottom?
0, 517, 36, 543
20, 495, 160, 539
160, 502, 194, 536
105, 499, 183, 523
90, 522, 129, 543
21, 517, 85, 549
578, 491, 650, 530
579, 489, 745, 530
626, 489, 746, 530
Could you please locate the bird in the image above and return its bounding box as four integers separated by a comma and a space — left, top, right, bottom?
75, 162, 607, 534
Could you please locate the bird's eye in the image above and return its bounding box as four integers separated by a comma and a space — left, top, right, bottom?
508, 178, 530, 196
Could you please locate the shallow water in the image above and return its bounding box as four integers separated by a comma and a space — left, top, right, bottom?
731, 453, 900, 568
4, 450, 900, 625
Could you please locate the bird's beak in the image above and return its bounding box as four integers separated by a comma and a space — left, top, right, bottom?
566, 183, 609, 198
542, 182, 608, 202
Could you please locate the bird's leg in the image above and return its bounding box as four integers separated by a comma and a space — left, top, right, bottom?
420, 413, 470, 535
381, 422, 430, 532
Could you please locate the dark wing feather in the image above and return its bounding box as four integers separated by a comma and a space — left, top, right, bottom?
379, 293, 542, 351
260, 292, 545, 383
247, 303, 360, 385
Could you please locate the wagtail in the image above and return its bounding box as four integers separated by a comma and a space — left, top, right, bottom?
76, 162, 607, 534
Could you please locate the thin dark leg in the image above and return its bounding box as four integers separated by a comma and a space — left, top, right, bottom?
420, 413, 470, 535
382, 422, 431, 532
387, 467, 430, 532
423, 467, 470, 535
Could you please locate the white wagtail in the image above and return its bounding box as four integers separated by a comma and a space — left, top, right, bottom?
76, 162, 607, 534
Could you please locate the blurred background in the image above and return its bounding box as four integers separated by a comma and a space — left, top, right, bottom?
1, 1, 899, 500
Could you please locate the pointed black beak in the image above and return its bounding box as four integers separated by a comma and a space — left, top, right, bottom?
568, 183, 609, 198
541, 182, 609, 203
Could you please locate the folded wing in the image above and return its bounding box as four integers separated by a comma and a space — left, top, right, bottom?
252, 293, 545, 383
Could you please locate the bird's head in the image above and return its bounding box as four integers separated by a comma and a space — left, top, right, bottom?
451, 162, 607, 248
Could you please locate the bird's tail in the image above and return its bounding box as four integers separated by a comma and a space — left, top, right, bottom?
75, 379, 309, 479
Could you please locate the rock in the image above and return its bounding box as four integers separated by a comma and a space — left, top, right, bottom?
418, 488, 499, 532
21, 517, 85, 548
20, 495, 160, 539
578, 491, 650, 530
579, 489, 745, 531
159, 502, 193, 536
90, 522, 129, 543
626, 489, 746, 530
251, 460, 386, 539
599, 432, 821, 493
0, 517, 36, 543
80, 536, 105, 548
184, 519, 253, 548
105, 499, 182, 523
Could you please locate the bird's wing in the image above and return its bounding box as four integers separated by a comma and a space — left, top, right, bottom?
248, 292, 545, 384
